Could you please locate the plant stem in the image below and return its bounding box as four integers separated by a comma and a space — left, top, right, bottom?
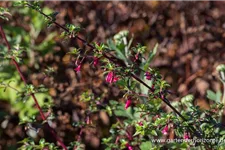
0, 83, 20, 92
0, 26, 68, 150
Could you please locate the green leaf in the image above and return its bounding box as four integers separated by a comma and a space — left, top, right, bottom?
181, 94, 194, 107
140, 141, 152, 150
207, 90, 222, 103
114, 105, 133, 119
102, 137, 112, 143
113, 30, 129, 45
143, 43, 158, 71
154, 117, 167, 126
109, 100, 119, 106
151, 130, 158, 136
66, 24, 81, 34
107, 39, 128, 63
39, 138, 45, 147
0, 7, 12, 21
13, 1, 28, 7
133, 131, 141, 136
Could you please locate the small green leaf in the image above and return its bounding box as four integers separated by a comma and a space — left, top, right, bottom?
151, 130, 158, 136
143, 43, 158, 71
67, 48, 80, 55
140, 141, 152, 150
107, 39, 127, 62
39, 138, 45, 147
181, 94, 194, 107
109, 100, 119, 106
0, 7, 12, 21
13, 1, 28, 7
207, 90, 222, 103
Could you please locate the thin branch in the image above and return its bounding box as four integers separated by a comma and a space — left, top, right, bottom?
0, 82, 20, 92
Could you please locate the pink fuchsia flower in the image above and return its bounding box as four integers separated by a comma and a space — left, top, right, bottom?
105, 71, 119, 83
162, 125, 169, 135
126, 143, 133, 150
183, 132, 190, 140
144, 72, 152, 80
93, 57, 99, 66
151, 84, 155, 92
86, 116, 90, 125
134, 53, 139, 61
74, 64, 81, 72
125, 98, 132, 109
138, 121, 143, 126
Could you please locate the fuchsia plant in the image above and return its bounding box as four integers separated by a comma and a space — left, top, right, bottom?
2, 1, 225, 150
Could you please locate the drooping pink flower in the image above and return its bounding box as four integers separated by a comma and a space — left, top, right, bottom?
155, 114, 160, 118
145, 72, 152, 80
126, 143, 133, 150
86, 116, 90, 125
138, 121, 143, 126
151, 84, 155, 92
162, 125, 169, 135
125, 98, 132, 109
96, 42, 100, 46
134, 53, 139, 61
183, 132, 190, 140
74, 65, 81, 72
105, 71, 119, 83
93, 57, 99, 66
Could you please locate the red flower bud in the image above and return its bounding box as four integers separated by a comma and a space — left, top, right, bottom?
93, 57, 99, 66
134, 53, 139, 61
138, 121, 143, 126
126, 143, 133, 150
144, 72, 152, 80
74, 65, 81, 72
125, 98, 132, 109
183, 132, 190, 140
105, 71, 119, 83
162, 125, 169, 135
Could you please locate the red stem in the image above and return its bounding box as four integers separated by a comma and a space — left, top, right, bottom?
0, 26, 68, 150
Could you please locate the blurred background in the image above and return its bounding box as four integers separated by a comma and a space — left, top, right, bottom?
1, 1, 225, 149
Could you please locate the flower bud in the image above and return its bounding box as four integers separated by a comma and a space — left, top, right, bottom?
93, 57, 99, 66
105, 71, 119, 83
138, 121, 143, 126
144, 72, 152, 80
183, 132, 190, 140
126, 143, 133, 150
74, 65, 81, 72
125, 98, 132, 109
162, 125, 169, 135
